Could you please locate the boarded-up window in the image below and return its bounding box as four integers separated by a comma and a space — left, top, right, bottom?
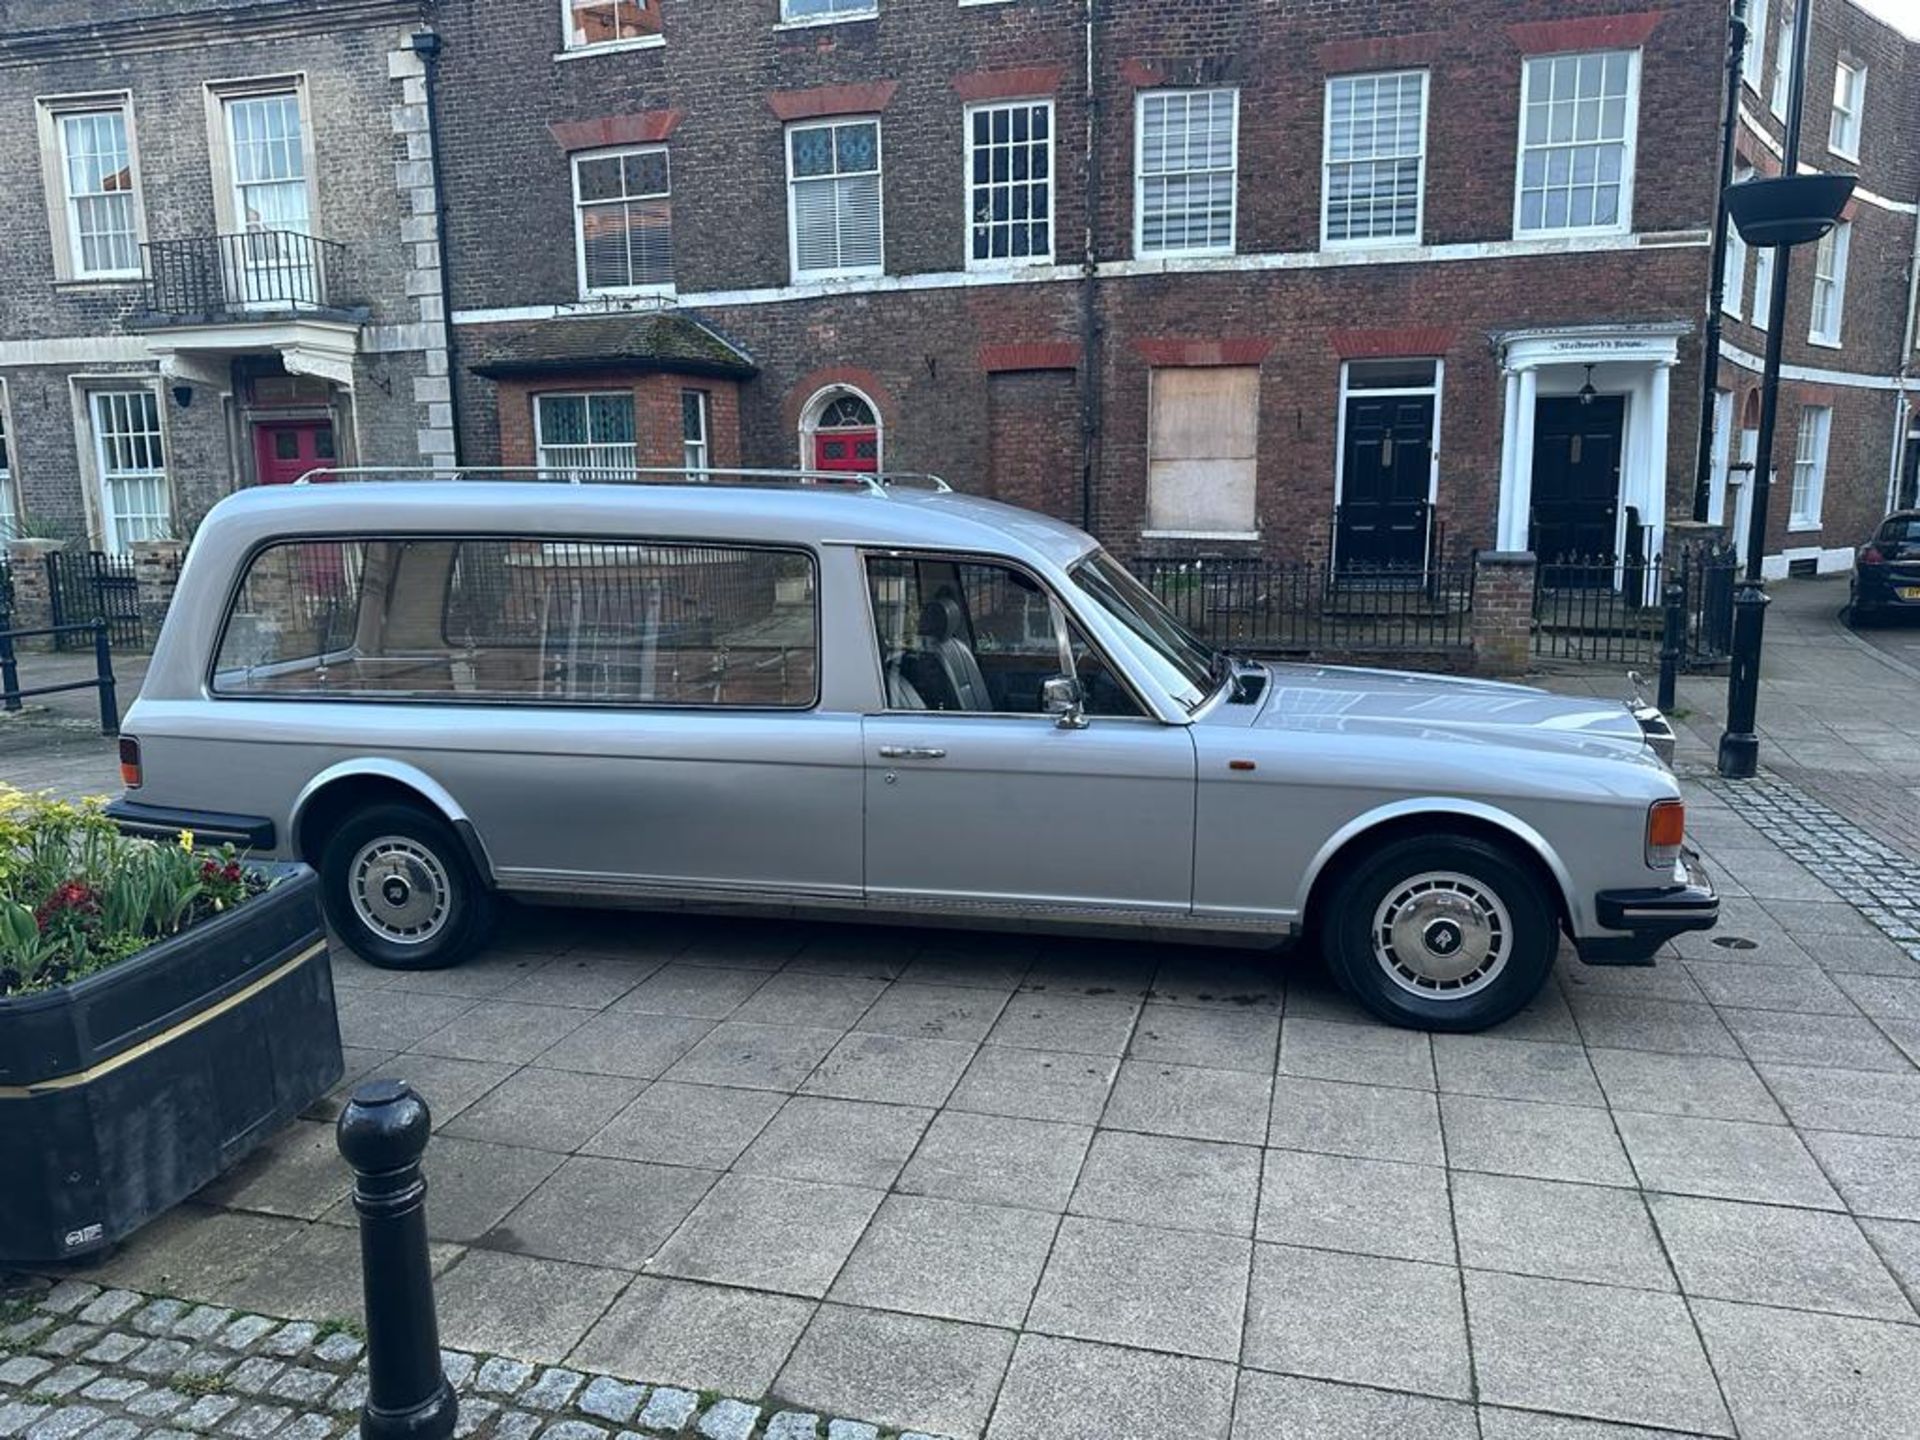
1146, 367, 1259, 535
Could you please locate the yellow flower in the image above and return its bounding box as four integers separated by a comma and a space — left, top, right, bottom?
178, 829, 195, 853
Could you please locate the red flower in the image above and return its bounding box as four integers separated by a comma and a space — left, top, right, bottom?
34, 879, 100, 931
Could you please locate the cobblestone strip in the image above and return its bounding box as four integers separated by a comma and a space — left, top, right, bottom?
0, 1285, 948, 1440
1703, 770, 1920, 959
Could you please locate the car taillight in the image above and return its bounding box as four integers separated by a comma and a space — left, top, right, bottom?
1646, 799, 1685, 868
118, 735, 143, 789
1861, 547, 1885, 566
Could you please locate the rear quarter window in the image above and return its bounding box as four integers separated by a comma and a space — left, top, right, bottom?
210, 536, 818, 708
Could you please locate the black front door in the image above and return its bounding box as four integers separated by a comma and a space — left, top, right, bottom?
1338, 393, 1434, 571
1531, 395, 1624, 576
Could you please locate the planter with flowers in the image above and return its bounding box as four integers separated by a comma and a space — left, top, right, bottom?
0, 785, 340, 1266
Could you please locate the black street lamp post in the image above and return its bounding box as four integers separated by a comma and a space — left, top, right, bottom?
1716, 0, 1855, 779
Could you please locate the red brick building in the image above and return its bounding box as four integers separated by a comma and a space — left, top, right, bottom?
1712, 0, 1920, 576
431, 0, 1920, 574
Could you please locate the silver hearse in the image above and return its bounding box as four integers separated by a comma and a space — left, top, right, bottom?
109, 470, 1714, 1031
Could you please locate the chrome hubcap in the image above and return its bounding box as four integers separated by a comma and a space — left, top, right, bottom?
350, 837, 450, 945
1371, 871, 1511, 999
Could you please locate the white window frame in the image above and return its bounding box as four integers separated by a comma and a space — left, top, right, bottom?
681, 389, 710, 478
1829, 60, 1865, 162
204, 76, 320, 242
37, 93, 146, 283
0, 380, 18, 539
1742, 0, 1768, 91
1723, 162, 1753, 319
777, 0, 878, 29
1752, 243, 1775, 329
1321, 70, 1429, 249
1143, 366, 1262, 540
1771, 18, 1793, 118
964, 98, 1055, 271
785, 116, 885, 282
558, 0, 665, 56
533, 391, 639, 478
1808, 220, 1850, 348
88, 387, 172, 554
1134, 88, 1240, 260
1789, 405, 1831, 531
1513, 48, 1640, 239
571, 145, 673, 298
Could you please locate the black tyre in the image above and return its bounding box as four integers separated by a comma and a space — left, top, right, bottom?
318, 801, 494, 970
1320, 833, 1558, 1032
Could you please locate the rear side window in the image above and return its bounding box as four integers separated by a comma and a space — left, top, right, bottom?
211, 537, 818, 707
1877, 518, 1920, 544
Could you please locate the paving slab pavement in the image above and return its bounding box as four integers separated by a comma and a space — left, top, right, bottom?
8, 579, 1920, 1438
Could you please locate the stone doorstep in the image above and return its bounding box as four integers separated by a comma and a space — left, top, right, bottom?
0, 1285, 953, 1440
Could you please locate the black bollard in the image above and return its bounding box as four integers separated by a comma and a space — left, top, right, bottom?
1657, 579, 1685, 714
337, 1081, 458, 1440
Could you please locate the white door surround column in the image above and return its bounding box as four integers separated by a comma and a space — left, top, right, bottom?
1495, 324, 1689, 563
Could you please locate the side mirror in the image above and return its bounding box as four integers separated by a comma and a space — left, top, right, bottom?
1042, 675, 1088, 730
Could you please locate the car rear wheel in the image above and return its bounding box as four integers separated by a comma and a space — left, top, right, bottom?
319, 802, 493, 970
1320, 833, 1557, 1032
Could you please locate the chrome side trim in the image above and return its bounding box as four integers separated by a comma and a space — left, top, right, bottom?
494, 868, 1288, 934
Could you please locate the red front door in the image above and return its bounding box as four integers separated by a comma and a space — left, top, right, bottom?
254, 420, 336, 485
812, 429, 878, 473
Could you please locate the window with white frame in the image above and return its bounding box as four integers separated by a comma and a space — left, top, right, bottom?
1146, 367, 1260, 536
574, 147, 672, 294
1516, 50, 1637, 235
90, 390, 169, 553
1723, 162, 1752, 318
1743, 0, 1767, 90
787, 118, 883, 278
1809, 220, 1850, 345
1790, 406, 1830, 528
226, 93, 309, 233
0, 386, 16, 538
1752, 243, 1775, 328
1829, 61, 1865, 160
681, 390, 710, 477
781, 0, 876, 23
1771, 17, 1793, 117
563, 0, 662, 50
966, 100, 1053, 267
1323, 71, 1427, 245
55, 106, 141, 278
1136, 89, 1238, 257
535, 393, 637, 478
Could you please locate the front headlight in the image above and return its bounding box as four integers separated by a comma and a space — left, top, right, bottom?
1646, 799, 1685, 869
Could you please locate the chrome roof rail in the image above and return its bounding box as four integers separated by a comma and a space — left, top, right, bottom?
287, 464, 913, 494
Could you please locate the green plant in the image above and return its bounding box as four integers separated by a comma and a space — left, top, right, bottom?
314, 1316, 366, 1344
173, 1373, 230, 1398
0, 785, 275, 999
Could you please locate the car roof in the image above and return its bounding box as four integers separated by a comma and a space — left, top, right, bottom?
195, 482, 1102, 571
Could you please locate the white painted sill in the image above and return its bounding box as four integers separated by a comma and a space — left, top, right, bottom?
773, 11, 879, 33
554, 35, 666, 62
1141, 530, 1262, 542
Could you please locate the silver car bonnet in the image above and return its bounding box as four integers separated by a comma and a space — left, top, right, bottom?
1228, 663, 1652, 760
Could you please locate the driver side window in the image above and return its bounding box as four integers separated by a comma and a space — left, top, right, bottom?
865, 555, 1138, 717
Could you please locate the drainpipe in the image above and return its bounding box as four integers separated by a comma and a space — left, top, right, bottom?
1691, 0, 1748, 522
1891, 179, 1920, 511
1077, 0, 1102, 534
406, 29, 463, 466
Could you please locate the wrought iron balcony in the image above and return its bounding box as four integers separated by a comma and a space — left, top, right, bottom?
140, 231, 354, 322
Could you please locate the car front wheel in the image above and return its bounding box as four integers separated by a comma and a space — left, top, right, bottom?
319, 802, 494, 970
1320, 833, 1558, 1032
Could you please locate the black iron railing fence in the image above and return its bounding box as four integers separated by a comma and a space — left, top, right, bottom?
46, 551, 143, 652
1133, 551, 1476, 654
142, 231, 349, 317
1531, 540, 1738, 669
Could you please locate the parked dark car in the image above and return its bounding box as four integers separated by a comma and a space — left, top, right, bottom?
1847, 511, 1920, 626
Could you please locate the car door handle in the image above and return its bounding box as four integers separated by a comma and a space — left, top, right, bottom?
878, 746, 947, 760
